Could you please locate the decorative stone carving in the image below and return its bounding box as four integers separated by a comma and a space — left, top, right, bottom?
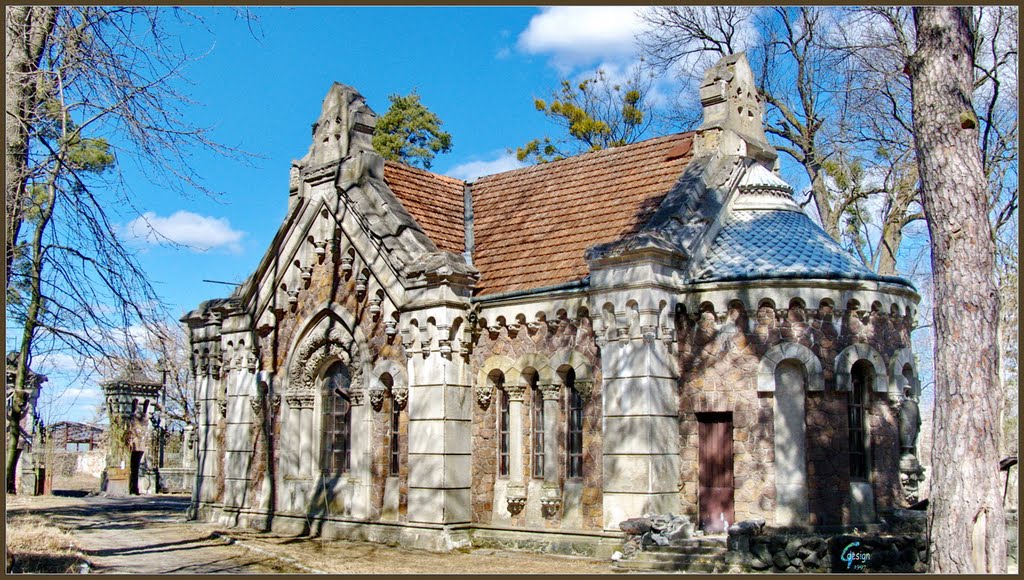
438, 339, 452, 357
641, 325, 657, 343
384, 320, 398, 338
217, 399, 227, 417
504, 385, 526, 401
539, 383, 561, 400
898, 386, 922, 471
285, 393, 314, 409
313, 240, 328, 259
350, 389, 365, 406
246, 349, 259, 373
270, 395, 282, 415
392, 386, 409, 410
289, 328, 360, 392
574, 380, 594, 400
341, 255, 355, 274
368, 296, 382, 318
476, 385, 492, 409
249, 395, 263, 415
506, 484, 527, 515
540, 484, 562, 517
286, 289, 299, 308
354, 273, 368, 297
368, 386, 386, 411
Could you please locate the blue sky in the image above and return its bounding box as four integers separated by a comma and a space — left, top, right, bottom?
17, 6, 940, 423
29, 6, 681, 422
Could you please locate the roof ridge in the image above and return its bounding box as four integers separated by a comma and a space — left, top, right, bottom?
384, 159, 465, 186
473, 131, 695, 183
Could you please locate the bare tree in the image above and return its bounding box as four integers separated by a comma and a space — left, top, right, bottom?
4, 6, 254, 492
908, 6, 1005, 573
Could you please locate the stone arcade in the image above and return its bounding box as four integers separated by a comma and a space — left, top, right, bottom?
183, 54, 922, 552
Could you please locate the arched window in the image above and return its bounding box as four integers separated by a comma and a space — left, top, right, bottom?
567, 376, 584, 479
532, 384, 544, 479
848, 360, 872, 480
498, 389, 510, 477
322, 361, 352, 474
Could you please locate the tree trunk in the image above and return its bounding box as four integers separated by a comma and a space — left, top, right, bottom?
5, 6, 57, 284
909, 7, 1005, 573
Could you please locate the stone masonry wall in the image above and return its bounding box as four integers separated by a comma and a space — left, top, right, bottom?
678, 305, 775, 524
249, 236, 406, 521
678, 299, 915, 527
469, 313, 602, 530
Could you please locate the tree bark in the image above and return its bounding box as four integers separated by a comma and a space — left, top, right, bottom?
5, 6, 57, 285
908, 7, 1005, 573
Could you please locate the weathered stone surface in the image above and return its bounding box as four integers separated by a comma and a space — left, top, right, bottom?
619, 517, 654, 536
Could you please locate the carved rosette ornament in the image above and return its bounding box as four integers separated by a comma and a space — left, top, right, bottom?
476, 385, 493, 409
392, 386, 409, 410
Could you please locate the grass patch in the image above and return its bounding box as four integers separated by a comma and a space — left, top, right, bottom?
5, 514, 90, 574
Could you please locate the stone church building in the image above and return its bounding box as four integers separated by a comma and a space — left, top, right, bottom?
183, 54, 921, 551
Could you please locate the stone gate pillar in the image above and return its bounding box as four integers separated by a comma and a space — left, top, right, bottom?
100, 363, 163, 496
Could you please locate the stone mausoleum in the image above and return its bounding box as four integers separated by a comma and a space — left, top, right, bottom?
183, 54, 922, 552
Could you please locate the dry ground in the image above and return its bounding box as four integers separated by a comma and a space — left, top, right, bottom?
5, 513, 89, 573
6, 494, 619, 575
219, 527, 616, 575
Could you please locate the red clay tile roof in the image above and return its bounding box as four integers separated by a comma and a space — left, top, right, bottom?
384, 161, 465, 255
381, 133, 696, 296
470, 133, 695, 295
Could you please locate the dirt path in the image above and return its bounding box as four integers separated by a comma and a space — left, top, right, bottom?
7, 494, 618, 574
6, 495, 299, 574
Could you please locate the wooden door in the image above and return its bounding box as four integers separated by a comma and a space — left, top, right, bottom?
698, 413, 735, 533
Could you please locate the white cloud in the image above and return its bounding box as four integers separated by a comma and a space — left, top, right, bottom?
517, 7, 646, 69
446, 152, 526, 182
124, 210, 245, 253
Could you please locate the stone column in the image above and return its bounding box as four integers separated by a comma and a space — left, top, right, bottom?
598, 297, 680, 530
504, 384, 527, 512
405, 308, 473, 530
540, 382, 562, 515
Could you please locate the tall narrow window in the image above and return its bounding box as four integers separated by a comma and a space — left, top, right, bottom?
848, 361, 870, 479
390, 396, 401, 476
567, 386, 584, 478
498, 389, 510, 476
322, 361, 352, 473
532, 386, 545, 478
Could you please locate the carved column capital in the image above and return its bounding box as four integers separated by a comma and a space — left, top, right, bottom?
368, 386, 387, 411
504, 385, 526, 401
249, 394, 264, 415
574, 380, 594, 400
285, 393, 314, 409
539, 382, 561, 400
392, 386, 409, 410
350, 389, 365, 406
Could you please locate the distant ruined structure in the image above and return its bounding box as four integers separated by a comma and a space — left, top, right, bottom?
183, 54, 922, 552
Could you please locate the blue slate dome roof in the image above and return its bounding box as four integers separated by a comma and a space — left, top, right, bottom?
693, 209, 914, 288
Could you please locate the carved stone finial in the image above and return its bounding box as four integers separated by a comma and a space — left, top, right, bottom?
696, 53, 775, 162
297, 83, 377, 168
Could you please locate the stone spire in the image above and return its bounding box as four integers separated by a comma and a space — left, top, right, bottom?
731, 162, 802, 212
298, 82, 378, 168
694, 53, 776, 162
